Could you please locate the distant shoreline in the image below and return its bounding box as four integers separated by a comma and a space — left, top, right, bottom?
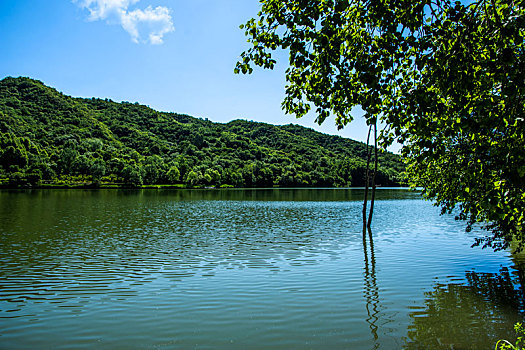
0, 184, 410, 190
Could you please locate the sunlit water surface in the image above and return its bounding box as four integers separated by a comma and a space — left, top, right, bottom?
0, 189, 523, 349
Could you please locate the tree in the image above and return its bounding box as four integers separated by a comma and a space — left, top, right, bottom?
205, 168, 222, 186
57, 146, 78, 175
236, 0, 525, 251
90, 158, 106, 183
122, 164, 143, 187
166, 165, 181, 183
143, 155, 164, 185
0, 133, 29, 169
0, 145, 28, 169
185, 170, 200, 187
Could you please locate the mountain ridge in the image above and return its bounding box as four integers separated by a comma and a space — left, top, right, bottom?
0, 76, 404, 188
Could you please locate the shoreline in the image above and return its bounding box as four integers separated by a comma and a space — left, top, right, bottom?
0, 184, 410, 190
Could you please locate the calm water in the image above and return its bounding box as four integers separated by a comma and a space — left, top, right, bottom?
0, 189, 523, 349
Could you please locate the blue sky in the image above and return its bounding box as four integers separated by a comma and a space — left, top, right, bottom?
0, 0, 372, 145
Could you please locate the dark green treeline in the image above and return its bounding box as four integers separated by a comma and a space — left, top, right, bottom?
0, 77, 404, 188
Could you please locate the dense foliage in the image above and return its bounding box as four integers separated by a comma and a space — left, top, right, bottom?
0, 77, 403, 188
236, 0, 525, 250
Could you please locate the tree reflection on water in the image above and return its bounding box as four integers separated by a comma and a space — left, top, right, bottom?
404, 266, 525, 349
363, 228, 381, 350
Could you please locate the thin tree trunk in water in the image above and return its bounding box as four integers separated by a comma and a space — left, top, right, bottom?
367, 121, 378, 229
363, 125, 373, 231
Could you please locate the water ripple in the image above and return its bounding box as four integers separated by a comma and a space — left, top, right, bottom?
0, 189, 522, 349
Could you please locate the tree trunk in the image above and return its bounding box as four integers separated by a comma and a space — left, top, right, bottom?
363, 125, 373, 232
367, 121, 378, 228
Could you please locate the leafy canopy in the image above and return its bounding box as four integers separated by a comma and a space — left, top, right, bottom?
236, 0, 525, 250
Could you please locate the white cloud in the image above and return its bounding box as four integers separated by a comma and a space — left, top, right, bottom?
74, 0, 174, 44
121, 6, 174, 44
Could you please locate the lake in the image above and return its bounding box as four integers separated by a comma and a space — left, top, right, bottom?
0, 188, 523, 349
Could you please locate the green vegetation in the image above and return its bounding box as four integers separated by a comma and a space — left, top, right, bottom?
496, 323, 525, 350
0, 76, 403, 189
236, 0, 525, 250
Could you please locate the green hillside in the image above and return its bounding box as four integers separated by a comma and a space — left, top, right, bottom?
0, 76, 404, 188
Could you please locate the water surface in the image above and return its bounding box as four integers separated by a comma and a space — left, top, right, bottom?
0, 189, 523, 349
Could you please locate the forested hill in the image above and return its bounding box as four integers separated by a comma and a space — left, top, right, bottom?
0, 76, 404, 188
